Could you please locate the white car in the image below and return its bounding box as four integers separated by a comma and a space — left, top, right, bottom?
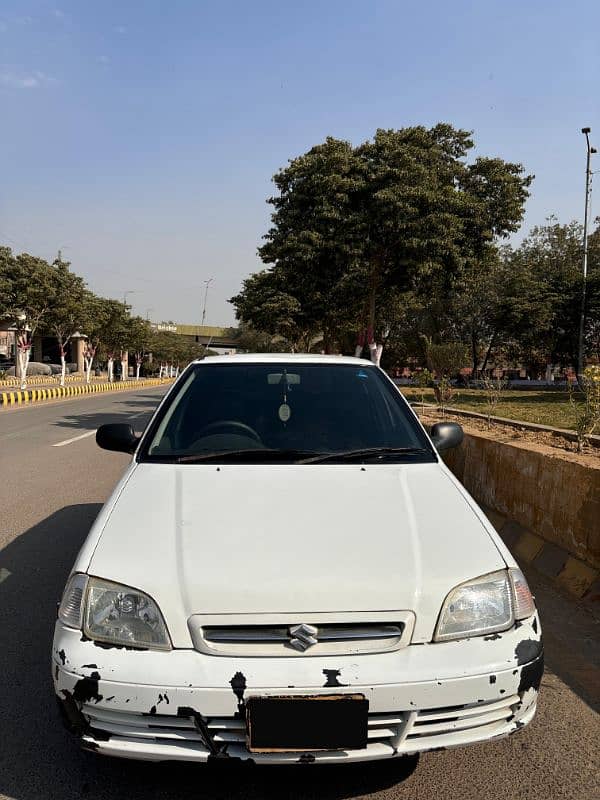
53, 354, 542, 765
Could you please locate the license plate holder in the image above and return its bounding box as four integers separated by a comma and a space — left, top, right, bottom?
246, 694, 369, 753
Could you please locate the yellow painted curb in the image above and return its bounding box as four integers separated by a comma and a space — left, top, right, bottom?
0, 378, 173, 408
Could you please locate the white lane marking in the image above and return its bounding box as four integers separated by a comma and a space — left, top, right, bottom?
51, 412, 149, 447
0, 568, 11, 584
52, 430, 97, 447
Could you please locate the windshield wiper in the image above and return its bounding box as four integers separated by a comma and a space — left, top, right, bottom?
299, 447, 433, 464
169, 448, 321, 464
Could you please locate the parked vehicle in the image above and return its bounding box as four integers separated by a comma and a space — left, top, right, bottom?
53, 354, 542, 765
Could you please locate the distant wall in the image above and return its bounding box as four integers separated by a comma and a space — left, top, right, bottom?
443, 432, 600, 570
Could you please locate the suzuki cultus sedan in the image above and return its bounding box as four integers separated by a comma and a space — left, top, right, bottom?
53, 355, 542, 764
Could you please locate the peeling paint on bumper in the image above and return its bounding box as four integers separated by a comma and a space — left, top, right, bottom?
52, 616, 542, 764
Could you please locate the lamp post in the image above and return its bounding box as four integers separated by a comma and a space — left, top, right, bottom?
123, 290, 136, 313
201, 278, 213, 327
578, 128, 597, 381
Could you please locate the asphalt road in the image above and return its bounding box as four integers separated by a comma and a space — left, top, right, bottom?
0, 388, 598, 800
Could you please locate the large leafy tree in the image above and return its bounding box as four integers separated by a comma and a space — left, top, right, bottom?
499, 219, 600, 374
233, 125, 533, 363
0, 249, 59, 387
230, 270, 309, 351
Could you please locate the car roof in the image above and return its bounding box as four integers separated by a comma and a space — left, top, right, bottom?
193, 353, 376, 366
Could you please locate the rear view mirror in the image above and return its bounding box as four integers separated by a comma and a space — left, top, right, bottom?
96, 424, 139, 454
430, 422, 464, 452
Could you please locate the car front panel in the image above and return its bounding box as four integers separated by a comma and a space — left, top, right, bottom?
53, 613, 542, 763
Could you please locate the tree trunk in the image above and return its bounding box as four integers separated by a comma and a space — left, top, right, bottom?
367, 275, 382, 365
85, 357, 93, 384
480, 330, 498, 375
18, 348, 30, 390
136, 363, 141, 380
471, 330, 479, 380
107, 357, 114, 382
60, 353, 66, 387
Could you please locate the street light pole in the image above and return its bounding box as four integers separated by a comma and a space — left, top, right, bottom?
123, 290, 135, 313
578, 128, 597, 380
201, 278, 213, 327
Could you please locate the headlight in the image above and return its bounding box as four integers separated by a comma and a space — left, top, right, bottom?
84, 578, 172, 651
58, 575, 171, 650
435, 568, 536, 642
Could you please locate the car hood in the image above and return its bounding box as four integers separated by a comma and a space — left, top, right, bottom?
86, 463, 506, 644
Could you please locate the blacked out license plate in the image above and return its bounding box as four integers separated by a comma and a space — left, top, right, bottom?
246, 694, 369, 753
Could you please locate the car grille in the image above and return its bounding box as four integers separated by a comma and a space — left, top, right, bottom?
405, 694, 521, 748
82, 705, 408, 750
188, 613, 415, 656
81, 694, 521, 755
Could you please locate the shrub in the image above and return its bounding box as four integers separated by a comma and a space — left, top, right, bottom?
571, 366, 600, 452
481, 374, 508, 429
425, 342, 468, 416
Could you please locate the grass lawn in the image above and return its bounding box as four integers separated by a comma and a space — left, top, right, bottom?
400, 387, 582, 430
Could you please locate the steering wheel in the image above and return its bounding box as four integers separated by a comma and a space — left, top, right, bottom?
195, 420, 262, 443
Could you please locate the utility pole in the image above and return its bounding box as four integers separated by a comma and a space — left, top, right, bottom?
578, 128, 597, 381
201, 278, 213, 327
123, 290, 135, 313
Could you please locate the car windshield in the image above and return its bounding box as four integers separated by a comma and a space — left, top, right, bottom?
140, 362, 435, 464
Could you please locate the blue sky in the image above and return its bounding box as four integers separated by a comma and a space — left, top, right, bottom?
1, 0, 599, 326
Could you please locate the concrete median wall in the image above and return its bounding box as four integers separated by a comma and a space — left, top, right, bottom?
443, 432, 600, 573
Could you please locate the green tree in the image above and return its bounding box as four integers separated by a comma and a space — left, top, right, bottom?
234, 125, 533, 363
44, 254, 88, 386
231, 270, 310, 351
227, 321, 292, 353
150, 330, 205, 372
78, 291, 109, 383
425, 340, 468, 414
500, 218, 600, 375
0, 249, 59, 387
127, 316, 153, 379
95, 298, 133, 381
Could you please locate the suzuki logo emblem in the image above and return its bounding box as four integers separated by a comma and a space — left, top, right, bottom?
288, 623, 319, 652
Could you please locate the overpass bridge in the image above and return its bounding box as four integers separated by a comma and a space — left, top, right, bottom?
150, 323, 238, 348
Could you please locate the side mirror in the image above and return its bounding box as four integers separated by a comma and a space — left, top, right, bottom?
430, 421, 464, 452
96, 423, 139, 454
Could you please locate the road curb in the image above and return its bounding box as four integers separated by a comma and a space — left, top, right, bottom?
481, 504, 599, 605
0, 378, 173, 407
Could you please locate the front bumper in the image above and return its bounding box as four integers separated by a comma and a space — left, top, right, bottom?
53, 616, 543, 764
